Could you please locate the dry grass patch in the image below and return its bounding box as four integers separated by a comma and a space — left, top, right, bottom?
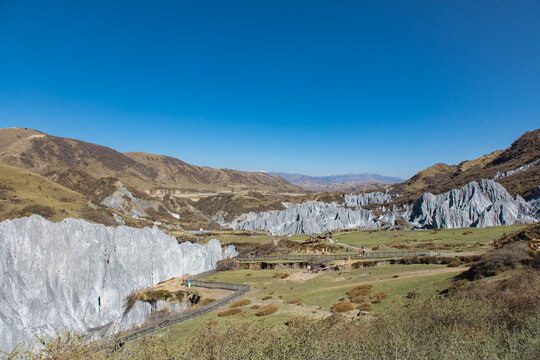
331, 302, 355, 313
218, 308, 243, 317
262, 295, 273, 300
250, 304, 261, 309
286, 298, 302, 305
369, 292, 387, 304
230, 299, 251, 307
255, 304, 279, 316
200, 298, 216, 305
347, 284, 373, 303
357, 303, 372, 311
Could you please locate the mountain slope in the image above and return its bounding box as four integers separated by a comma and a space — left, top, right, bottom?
392, 128, 540, 202
125, 152, 300, 192
0, 162, 88, 221
0, 127, 301, 193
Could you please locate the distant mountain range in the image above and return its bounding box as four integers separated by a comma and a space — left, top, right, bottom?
268, 172, 404, 192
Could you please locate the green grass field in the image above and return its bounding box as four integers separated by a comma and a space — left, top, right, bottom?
333, 225, 526, 252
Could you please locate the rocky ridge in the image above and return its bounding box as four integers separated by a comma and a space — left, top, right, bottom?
0, 215, 236, 351
229, 179, 539, 235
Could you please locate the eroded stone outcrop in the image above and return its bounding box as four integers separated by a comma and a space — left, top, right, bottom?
409, 179, 538, 229
0, 215, 236, 351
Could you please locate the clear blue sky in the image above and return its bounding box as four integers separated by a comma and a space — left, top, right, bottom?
0, 1, 539, 178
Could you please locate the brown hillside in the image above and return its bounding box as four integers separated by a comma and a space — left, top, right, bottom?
392, 128, 540, 203
0, 162, 87, 222
0, 127, 301, 193
124, 152, 301, 193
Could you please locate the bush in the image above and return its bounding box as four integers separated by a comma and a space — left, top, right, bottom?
216, 258, 241, 271
331, 302, 355, 313
262, 295, 273, 300
463, 242, 529, 280
448, 260, 463, 267
218, 308, 243, 317
349, 295, 365, 304
287, 298, 302, 305
255, 304, 279, 316
250, 304, 261, 309
281, 273, 290, 279
230, 299, 251, 307
369, 292, 387, 304
200, 298, 216, 305
347, 284, 373, 301
357, 303, 372, 311
19, 204, 56, 218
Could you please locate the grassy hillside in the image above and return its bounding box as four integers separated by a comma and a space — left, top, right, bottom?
0, 127, 302, 194
0, 163, 87, 221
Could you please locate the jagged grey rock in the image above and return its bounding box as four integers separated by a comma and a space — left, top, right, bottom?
0, 215, 236, 351
409, 179, 538, 229
493, 158, 540, 179
229, 202, 380, 235
344, 191, 397, 207
101, 185, 159, 219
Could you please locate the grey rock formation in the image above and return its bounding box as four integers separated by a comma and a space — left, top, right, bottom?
344, 191, 397, 207
230, 201, 379, 235
101, 185, 159, 219
493, 158, 540, 180
409, 179, 538, 229
0, 215, 236, 351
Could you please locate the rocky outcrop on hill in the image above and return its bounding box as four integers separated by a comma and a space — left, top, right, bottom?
0, 215, 236, 351
344, 190, 397, 207
409, 179, 538, 229
101, 185, 160, 218
230, 201, 379, 235
493, 157, 540, 180
229, 180, 539, 235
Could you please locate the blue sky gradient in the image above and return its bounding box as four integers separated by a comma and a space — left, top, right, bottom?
1, 1, 539, 178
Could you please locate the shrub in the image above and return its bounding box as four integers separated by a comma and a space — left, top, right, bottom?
448, 260, 463, 267
287, 298, 302, 305
230, 299, 251, 307
216, 258, 240, 271
463, 230, 473, 235
200, 298, 216, 305
347, 284, 373, 300
463, 242, 529, 280
262, 295, 273, 300
349, 295, 365, 304
250, 304, 261, 309
331, 302, 355, 313
255, 304, 279, 316
280, 273, 290, 279
357, 303, 372, 311
218, 308, 243, 317
272, 272, 282, 278
370, 292, 387, 304
19, 204, 56, 218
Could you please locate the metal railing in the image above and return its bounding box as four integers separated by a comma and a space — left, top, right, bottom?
236, 250, 431, 262
112, 273, 249, 347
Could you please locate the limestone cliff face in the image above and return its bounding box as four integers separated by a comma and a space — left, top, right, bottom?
0, 215, 236, 351
409, 179, 538, 229
229, 180, 539, 235
230, 201, 379, 235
